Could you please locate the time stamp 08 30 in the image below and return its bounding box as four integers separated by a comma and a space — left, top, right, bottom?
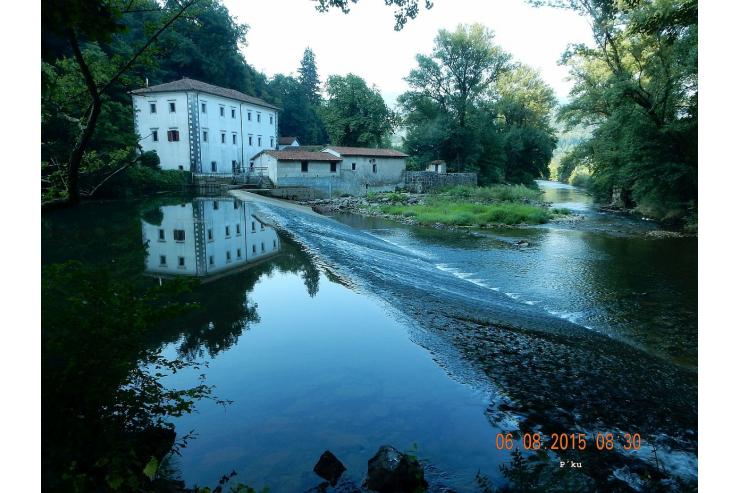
494, 432, 642, 452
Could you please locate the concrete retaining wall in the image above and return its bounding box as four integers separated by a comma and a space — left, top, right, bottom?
403, 171, 477, 193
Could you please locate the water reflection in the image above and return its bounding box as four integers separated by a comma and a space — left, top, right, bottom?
142, 197, 281, 280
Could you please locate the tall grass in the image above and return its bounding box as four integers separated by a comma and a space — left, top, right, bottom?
438, 185, 542, 203
380, 200, 551, 226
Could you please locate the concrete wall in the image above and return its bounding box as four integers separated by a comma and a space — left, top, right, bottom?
134, 91, 277, 173
335, 156, 406, 195
403, 171, 477, 193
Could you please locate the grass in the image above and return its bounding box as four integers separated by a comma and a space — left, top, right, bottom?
438, 184, 542, 203
380, 200, 551, 226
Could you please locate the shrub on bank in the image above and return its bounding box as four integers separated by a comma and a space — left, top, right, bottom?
438, 184, 543, 203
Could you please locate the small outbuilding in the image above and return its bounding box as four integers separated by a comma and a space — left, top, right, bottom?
426, 160, 447, 173
277, 137, 300, 149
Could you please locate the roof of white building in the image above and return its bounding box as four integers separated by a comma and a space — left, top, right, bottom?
278, 137, 299, 145
324, 146, 408, 158
131, 77, 279, 110
259, 150, 342, 162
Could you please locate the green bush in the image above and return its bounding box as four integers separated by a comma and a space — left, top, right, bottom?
380, 200, 551, 226
438, 184, 542, 203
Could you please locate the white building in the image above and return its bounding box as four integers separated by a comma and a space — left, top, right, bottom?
131, 78, 279, 174
426, 160, 447, 173
277, 137, 300, 149
142, 197, 280, 279
252, 146, 408, 196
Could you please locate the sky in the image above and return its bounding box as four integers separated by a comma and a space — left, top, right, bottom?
222, 0, 595, 106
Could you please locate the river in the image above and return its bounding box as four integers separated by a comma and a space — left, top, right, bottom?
41, 181, 697, 492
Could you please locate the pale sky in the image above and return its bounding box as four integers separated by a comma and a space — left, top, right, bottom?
223, 0, 594, 106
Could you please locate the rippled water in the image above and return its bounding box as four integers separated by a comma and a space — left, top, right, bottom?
42, 182, 697, 491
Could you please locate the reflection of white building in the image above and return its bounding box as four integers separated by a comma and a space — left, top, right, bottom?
142, 197, 280, 279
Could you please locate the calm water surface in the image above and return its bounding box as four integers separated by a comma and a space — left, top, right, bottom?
42, 182, 697, 491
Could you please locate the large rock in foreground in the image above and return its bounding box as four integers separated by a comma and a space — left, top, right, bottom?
313, 450, 347, 485
366, 445, 428, 492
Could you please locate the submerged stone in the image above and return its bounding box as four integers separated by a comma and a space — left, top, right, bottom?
314, 450, 347, 485
366, 445, 428, 492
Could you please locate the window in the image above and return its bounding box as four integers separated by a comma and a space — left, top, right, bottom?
213, 201, 219, 210
203, 130, 208, 142
251, 221, 256, 232
158, 229, 165, 241
151, 129, 158, 142
236, 224, 241, 235
234, 201, 239, 209
372, 163, 377, 173
232, 160, 238, 172
351, 162, 356, 171
257, 113, 261, 123
231, 108, 236, 118
237, 248, 242, 258
211, 161, 217, 172
225, 225, 231, 237
159, 255, 166, 266
226, 250, 231, 262
178, 165, 184, 170
209, 255, 214, 266
178, 256, 185, 267
248, 135, 253, 146
261, 242, 265, 252
247, 112, 252, 121
330, 162, 337, 173
301, 161, 309, 173
257, 136, 262, 146
167, 129, 180, 142
269, 115, 273, 125
207, 228, 213, 241
221, 132, 226, 144
173, 229, 185, 242
232, 133, 237, 144
219, 106, 225, 117
252, 244, 256, 254
201, 102, 207, 113
169, 101, 176, 113
149, 102, 157, 113
270, 137, 274, 147
273, 239, 277, 249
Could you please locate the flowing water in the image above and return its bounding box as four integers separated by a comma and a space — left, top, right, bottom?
42, 181, 697, 491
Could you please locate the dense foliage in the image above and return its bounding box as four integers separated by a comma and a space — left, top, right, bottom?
399, 24, 558, 185
535, 0, 698, 226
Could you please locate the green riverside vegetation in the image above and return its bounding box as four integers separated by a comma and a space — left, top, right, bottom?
375, 185, 565, 227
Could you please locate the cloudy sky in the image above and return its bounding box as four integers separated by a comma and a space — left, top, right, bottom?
222, 0, 594, 106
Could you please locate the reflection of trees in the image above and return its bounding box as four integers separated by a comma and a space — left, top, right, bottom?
156, 239, 324, 359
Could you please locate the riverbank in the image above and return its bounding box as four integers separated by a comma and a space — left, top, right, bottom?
299, 185, 575, 229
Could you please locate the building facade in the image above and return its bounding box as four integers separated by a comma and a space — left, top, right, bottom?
141, 197, 280, 279
131, 78, 279, 174
252, 146, 408, 197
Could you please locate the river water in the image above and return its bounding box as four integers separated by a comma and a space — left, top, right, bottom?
41, 181, 697, 491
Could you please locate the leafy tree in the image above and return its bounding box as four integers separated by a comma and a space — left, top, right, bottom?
400, 24, 555, 184
529, 0, 697, 224
269, 74, 328, 144
298, 47, 322, 104
322, 74, 395, 147
315, 0, 433, 30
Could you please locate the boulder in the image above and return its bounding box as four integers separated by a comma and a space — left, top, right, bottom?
366, 445, 428, 492
313, 450, 347, 486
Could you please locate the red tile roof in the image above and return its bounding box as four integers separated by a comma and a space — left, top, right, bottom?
325, 146, 408, 158
131, 77, 278, 110
263, 150, 342, 162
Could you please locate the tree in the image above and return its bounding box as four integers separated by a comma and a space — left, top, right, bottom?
268, 74, 328, 144
529, 0, 697, 224
298, 47, 321, 104
400, 24, 555, 184
315, 0, 433, 30
322, 74, 395, 147
41, 0, 201, 210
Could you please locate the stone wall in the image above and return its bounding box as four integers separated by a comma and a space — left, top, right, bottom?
403, 171, 477, 193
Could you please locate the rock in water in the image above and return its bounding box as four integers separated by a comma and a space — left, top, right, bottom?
366, 445, 428, 492
313, 450, 347, 485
